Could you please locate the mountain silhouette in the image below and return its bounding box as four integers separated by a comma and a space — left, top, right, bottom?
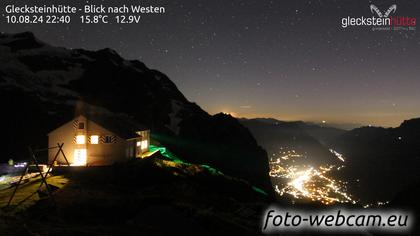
330, 118, 420, 202
240, 117, 420, 204
0, 32, 272, 194
240, 118, 344, 167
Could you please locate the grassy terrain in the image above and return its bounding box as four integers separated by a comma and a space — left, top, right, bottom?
0, 154, 270, 235
0, 175, 69, 210
0, 175, 68, 234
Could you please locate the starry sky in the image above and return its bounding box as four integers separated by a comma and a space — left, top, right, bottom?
1, 0, 419, 128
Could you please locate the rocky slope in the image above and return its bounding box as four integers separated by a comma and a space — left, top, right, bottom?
0, 32, 272, 194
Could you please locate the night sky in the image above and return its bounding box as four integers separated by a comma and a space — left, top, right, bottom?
1, 0, 419, 128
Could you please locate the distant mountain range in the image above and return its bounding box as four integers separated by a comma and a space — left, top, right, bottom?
1, 31, 418, 206
239, 118, 345, 166
240, 117, 420, 203
330, 118, 420, 202
308, 121, 365, 131
0, 32, 272, 194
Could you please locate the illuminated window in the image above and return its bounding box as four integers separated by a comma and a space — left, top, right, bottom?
136, 140, 148, 150
76, 135, 86, 144
73, 149, 87, 166
141, 140, 148, 150
90, 135, 99, 144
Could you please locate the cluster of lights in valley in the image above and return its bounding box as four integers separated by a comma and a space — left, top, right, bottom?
269, 148, 357, 205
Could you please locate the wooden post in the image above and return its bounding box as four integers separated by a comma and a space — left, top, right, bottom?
39, 143, 61, 189
58, 143, 71, 166
28, 146, 55, 204
40, 143, 70, 187
7, 144, 70, 208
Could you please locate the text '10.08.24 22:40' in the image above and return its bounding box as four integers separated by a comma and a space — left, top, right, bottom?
4, 14, 143, 24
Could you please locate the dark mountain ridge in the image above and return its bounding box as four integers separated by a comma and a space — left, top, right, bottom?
239, 118, 344, 166
0, 32, 272, 194
329, 118, 420, 202
331, 118, 420, 158
240, 116, 420, 204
